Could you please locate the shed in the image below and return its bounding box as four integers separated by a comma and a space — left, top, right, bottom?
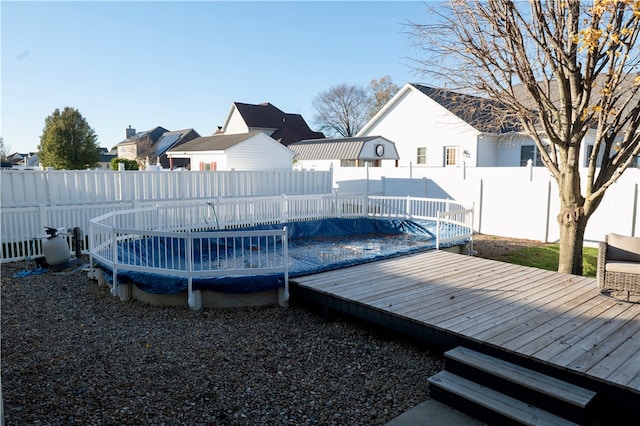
166, 131, 295, 171
289, 136, 399, 170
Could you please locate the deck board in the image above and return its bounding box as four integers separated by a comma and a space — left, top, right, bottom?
291, 250, 640, 394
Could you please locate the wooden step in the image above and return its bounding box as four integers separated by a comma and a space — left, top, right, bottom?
444, 347, 596, 411
428, 371, 579, 426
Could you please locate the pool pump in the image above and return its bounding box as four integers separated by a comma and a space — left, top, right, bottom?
42, 227, 70, 266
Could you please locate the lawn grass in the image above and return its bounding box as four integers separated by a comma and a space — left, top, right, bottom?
501, 244, 598, 277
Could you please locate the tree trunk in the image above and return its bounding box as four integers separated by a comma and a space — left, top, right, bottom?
557, 205, 588, 275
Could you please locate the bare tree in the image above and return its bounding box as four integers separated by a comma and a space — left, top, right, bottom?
0, 136, 11, 161
410, 0, 640, 275
313, 83, 369, 137
135, 136, 157, 169
368, 75, 400, 119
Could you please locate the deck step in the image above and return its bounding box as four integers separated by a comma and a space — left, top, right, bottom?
429, 347, 598, 424
428, 371, 579, 426
445, 346, 596, 410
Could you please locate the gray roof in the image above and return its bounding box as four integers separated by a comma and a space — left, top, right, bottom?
412, 84, 521, 134
290, 136, 382, 161
168, 132, 261, 153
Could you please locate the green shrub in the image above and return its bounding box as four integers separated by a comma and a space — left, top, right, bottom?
110, 158, 139, 170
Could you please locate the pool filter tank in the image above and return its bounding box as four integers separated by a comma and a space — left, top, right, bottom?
42, 227, 70, 266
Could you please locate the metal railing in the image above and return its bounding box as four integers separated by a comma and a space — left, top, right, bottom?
87, 194, 472, 309
2, 194, 471, 263
90, 213, 288, 310
436, 208, 475, 250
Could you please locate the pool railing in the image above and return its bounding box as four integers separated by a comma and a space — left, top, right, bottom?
89, 194, 473, 310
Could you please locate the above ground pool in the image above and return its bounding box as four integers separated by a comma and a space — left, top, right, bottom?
95, 217, 467, 295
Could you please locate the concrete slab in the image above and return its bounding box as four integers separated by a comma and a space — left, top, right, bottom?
385, 400, 485, 426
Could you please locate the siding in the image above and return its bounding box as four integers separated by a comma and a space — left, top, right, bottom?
227, 133, 293, 170
360, 86, 481, 167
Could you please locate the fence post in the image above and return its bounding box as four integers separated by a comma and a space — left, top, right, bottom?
117, 163, 125, 202
632, 182, 638, 237
180, 169, 187, 200
46, 168, 56, 206
406, 195, 411, 218
544, 179, 552, 243
280, 194, 288, 223
38, 204, 48, 234
365, 162, 370, 194
329, 164, 334, 194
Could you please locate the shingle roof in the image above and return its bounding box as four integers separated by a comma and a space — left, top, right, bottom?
233, 102, 324, 145
289, 136, 382, 160
168, 132, 261, 152
119, 126, 169, 144
411, 84, 521, 134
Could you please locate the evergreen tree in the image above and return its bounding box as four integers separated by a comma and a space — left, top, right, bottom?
38, 107, 100, 170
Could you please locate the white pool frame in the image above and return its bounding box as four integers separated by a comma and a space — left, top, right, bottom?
89, 194, 473, 310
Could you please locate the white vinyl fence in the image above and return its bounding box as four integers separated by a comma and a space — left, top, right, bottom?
333, 164, 640, 244
0, 169, 331, 262
1, 168, 333, 208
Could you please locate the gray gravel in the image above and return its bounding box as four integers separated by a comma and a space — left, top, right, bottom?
1, 259, 443, 425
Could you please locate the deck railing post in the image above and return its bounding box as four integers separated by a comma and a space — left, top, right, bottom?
111, 227, 118, 296
278, 227, 289, 308
406, 195, 411, 219
186, 231, 201, 311
436, 212, 442, 250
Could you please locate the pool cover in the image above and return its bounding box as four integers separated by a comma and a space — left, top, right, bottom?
98, 218, 465, 295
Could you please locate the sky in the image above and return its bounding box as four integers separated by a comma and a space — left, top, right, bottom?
1, 0, 436, 154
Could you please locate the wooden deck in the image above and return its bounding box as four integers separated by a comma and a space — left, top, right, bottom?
290, 250, 640, 397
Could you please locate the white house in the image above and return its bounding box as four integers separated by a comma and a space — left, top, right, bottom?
289, 136, 399, 170
357, 83, 556, 168
166, 132, 295, 171
357, 83, 640, 169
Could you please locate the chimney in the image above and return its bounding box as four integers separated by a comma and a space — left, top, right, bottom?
214, 126, 224, 135
126, 125, 136, 138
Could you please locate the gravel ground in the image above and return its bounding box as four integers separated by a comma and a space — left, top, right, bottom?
1, 258, 444, 426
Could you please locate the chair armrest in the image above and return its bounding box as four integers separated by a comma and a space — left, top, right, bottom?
596, 241, 608, 286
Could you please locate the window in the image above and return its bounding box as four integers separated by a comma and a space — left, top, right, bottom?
199, 162, 217, 171
520, 145, 544, 167
444, 146, 457, 166
339, 159, 380, 167
361, 160, 381, 167
416, 147, 427, 165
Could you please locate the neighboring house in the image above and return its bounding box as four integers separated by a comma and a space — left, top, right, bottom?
289, 136, 399, 170
358, 82, 640, 168
97, 148, 117, 170
7, 152, 39, 168
219, 102, 324, 146
116, 126, 200, 169
357, 83, 532, 168
166, 132, 295, 171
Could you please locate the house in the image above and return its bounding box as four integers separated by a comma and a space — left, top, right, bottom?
358, 83, 640, 169
357, 83, 537, 168
289, 136, 399, 170
97, 148, 117, 170
166, 131, 295, 171
116, 126, 200, 169
7, 152, 39, 169
219, 102, 324, 146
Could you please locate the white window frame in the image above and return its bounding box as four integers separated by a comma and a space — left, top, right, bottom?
416, 147, 427, 165
444, 146, 458, 166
